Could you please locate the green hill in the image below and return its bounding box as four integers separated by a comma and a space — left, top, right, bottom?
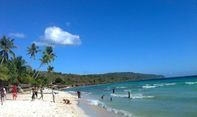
40, 72, 164, 86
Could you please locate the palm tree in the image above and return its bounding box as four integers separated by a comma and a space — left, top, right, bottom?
47, 65, 54, 84
0, 36, 16, 64
8, 56, 29, 84
35, 46, 55, 79
0, 65, 9, 81
47, 65, 54, 73
27, 43, 40, 60
27, 43, 40, 77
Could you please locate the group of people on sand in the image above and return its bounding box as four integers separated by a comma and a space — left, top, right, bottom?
31, 86, 44, 101
0, 85, 17, 105
0, 85, 72, 105
31, 87, 58, 104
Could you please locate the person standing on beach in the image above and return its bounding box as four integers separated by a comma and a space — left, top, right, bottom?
12, 85, 17, 100
52, 88, 55, 103
77, 91, 81, 98
0, 86, 4, 105
39, 87, 44, 100
3, 87, 6, 100
35, 87, 38, 98
31, 87, 35, 101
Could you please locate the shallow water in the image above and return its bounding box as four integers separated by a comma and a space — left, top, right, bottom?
65, 77, 197, 117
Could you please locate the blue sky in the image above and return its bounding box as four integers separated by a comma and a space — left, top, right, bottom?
0, 0, 197, 77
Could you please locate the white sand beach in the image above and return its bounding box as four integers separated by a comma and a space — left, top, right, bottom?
0, 89, 89, 117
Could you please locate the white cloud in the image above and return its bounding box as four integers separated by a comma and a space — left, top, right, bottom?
33, 41, 55, 47
40, 26, 81, 46
9, 33, 25, 39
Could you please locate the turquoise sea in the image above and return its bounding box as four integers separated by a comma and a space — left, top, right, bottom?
65, 76, 197, 117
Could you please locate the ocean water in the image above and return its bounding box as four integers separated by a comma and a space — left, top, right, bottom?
65, 77, 197, 117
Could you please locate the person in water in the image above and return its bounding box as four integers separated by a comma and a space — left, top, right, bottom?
101, 95, 105, 100
110, 97, 113, 101
77, 91, 81, 98
112, 88, 115, 93
128, 91, 131, 98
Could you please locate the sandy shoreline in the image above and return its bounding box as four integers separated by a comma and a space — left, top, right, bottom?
0, 89, 89, 117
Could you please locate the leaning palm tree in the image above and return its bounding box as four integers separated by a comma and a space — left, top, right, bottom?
34, 46, 56, 79
0, 36, 16, 64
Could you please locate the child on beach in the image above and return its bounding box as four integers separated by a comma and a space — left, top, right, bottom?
12, 85, 17, 100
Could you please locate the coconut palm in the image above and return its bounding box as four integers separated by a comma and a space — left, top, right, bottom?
8, 56, 29, 83
27, 43, 40, 77
47, 65, 54, 73
0, 36, 16, 64
27, 43, 40, 60
35, 46, 56, 79
0, 65, 9, 81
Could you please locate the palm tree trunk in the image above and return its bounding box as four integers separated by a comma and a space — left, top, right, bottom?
1, 57, 4, 64
33, 63, 43, 79
34, 71, 40, 79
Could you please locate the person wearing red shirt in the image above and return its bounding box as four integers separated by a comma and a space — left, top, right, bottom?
12, 85, 17, 100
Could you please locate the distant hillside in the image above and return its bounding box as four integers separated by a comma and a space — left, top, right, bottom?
40, 72, 164, 86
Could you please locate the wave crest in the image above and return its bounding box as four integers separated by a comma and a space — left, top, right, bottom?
111, 93, 154, 99
185, 82, 197, 85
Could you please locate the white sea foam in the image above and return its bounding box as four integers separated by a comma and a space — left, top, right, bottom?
87, 99, 134, 117
111, 93, 128, 98
185, 82, 197, 85
142, 85, 157, 89
68, 91, 76, 94
143, 83, 176, 89
87, 99, 104, 106
116, 86, 127, 89
164, 83, 176, 86
153, 83, 164, 87
131, 94, 154, 99
111, 93, 154, 99
124, 89, 132, 92
81, 91, 92, 95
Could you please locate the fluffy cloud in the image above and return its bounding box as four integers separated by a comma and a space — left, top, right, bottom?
9, 33, 25, 39
41, 26, 81, 46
